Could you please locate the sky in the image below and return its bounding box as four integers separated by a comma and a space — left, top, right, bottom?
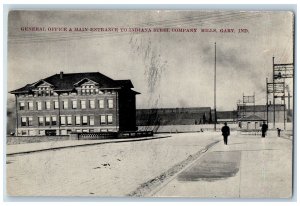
7, 10, 294, 110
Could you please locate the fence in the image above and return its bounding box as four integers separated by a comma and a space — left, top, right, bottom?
78, 132, 118, 140
118, 131, 153, 138
75, 131, 154, 140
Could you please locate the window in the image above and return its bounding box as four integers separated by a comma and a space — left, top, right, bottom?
45, 101, 51, 110
67, 116, 72, 125
82, 129, 88, 133
82, 116, 88, 125
21, 117, 27, 126
38, 117, 44, 126
81, 100, 86, 109
52, 116, 57, 125
37, 101, 42, 110
63, 100, 68, 109
75, 116, 81, 125
60, 116, 66, 126
21, 130, 27, 135
89, 100, 95, 109
61, 130, 67, 135
54, 100, 59, 109
107, 115, 113, 124
28, 130, 34, 136
72, 100, 77, 109
39, 130, 45, 135
89, 116, 95, 126
45, 116, 51, 126
100, 115, 106, 125
28, 117, 33, 126
99, 99, 104, 108
28, 102, 33, 110
19, 102, 25, 110
108, 99, 114, 109
76, 129, 81, 133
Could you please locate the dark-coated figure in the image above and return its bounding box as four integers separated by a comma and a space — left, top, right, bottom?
261, 121, 268, 138
277, 128, 281, 137
221, 122, 230, 145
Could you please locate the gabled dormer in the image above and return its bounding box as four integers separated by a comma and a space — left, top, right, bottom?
74, 78, 103, 95
31, 80, 55, 96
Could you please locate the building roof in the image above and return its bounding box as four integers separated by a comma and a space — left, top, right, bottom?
136, 107, 211, 115
10, 72, 138, 94
239, 114, 266, 121
115, 80, 134, 88
237, 104, 285, 112
10, 84, 33, 93
216, 111, 238, 119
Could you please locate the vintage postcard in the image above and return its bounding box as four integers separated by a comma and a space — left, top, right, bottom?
6, 10, 294, 198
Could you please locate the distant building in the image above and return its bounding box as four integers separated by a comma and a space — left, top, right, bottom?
237, 104, 288, 123
10, 72, 139, 136
215, 111, 238, 123
238, 114, 266, 130
136, 107, 212, 126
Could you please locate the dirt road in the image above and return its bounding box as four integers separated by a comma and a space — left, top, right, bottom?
6, 132, 219, 196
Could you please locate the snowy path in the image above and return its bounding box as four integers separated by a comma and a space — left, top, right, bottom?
6, 132, 219, 196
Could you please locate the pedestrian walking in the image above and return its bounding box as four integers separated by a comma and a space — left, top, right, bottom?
261, 121, 268, 138
221, 122, 230, 145
277, 128, 281, 137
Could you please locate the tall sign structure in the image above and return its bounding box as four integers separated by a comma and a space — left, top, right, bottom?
267, 57, 293, 129
236, 93, 255, 121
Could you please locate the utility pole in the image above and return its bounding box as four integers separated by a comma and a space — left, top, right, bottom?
253, 92, 255, 115
266, 78, 268, 125
283, 81, 286, 130
283, 67, 286, 130
272, 56, 276, 128
214, 42, 217, 131
287, 85, 291, 116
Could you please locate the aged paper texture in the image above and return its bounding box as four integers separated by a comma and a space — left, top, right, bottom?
6, 10, 294, 198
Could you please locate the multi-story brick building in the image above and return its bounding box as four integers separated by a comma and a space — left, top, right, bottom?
10, 72, 139, 136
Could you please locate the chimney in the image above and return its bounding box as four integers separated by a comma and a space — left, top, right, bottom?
60, 71, 63, 79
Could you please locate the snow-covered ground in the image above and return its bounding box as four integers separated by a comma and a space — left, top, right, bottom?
6, 132, 220, 196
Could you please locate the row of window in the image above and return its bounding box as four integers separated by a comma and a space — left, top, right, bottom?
19, 128, 115, 136
20, 115, 113, 127
19, 99, 114, 111
22, 86, 115, 97
32, 89, 107, 96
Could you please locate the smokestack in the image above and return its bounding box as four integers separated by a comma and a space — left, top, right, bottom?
60, 71, 63, 79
